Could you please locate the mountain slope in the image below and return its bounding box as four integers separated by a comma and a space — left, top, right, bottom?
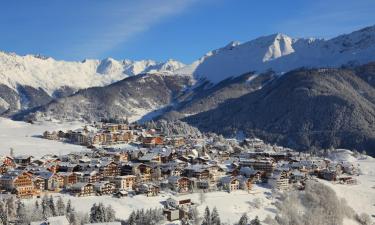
17, 73, 193, 122
184, 64, 375, 153
159, 71, 276, 120
177, 25, 375, 83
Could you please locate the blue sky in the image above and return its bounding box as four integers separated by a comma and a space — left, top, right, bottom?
0, 0, 374, 63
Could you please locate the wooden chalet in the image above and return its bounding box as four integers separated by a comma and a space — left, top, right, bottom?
268, 170, 290, 190
99, 161, 120, 178
0, 171, 35, 198
113, 175, 136, 191
93, 181, 116, 195
57, 172, 78, 188
168, 176, 192, 193
70, 182, 95, 197
220, 176, 240, 192
137, 183, 160, 197
142, 136, 164, 147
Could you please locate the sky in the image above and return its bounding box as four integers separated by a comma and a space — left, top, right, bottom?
0, 0, 375, 63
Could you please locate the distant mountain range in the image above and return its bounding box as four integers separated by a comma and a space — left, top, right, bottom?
0, 52, 185, 114
2, 25, 375, 154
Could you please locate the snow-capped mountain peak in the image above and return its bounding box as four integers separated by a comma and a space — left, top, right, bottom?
217, 41, 241, 52
150, 59, 186, 74
252, 33, 296, 62
122, 59, 157, 76
96, 57, 123, 75
178, 25, 375, 83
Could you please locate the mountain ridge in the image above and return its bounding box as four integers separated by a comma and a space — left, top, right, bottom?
0, 51, 186, 94
183, 63, 375, 153
176, 24, 375, 83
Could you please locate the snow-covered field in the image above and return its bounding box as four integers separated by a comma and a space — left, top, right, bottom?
0, 118, 86, 157
25, 185, 276, 224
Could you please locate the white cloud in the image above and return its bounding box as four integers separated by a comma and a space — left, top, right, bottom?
68, 0, 197, 59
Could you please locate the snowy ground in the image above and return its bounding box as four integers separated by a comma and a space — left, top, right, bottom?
24, 185, 277, 224
0, 118, 86, 157
319, 157, 375, 218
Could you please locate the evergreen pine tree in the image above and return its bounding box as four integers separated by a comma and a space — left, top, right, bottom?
127, 211, 136, 225
134, 210, 141, 224
105, 205, 116, 222
0, 201, 8, 225
6, 197, 16, 220
238, 213, 248, 225
98, 203, 106, 222
66, 199, 72, 214
56, 197, 66, 216
31, 200, 43, 222
34, 200, 40, 210
202, 207, 211, 225
16, 201, 28, 225
188, 206, 200, 225
48, 195, 57, 216
211, 207, 221, 225
90, 203, 98, 223
41, 195, 51, 218
68, 209, 79, 225
80, 213, 90, 225
181, 216, 190, 225
250, 216, 261, 225
90, 203, 107, 223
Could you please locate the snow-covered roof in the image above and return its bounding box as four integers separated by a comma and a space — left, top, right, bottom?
34, 171, 54, 179
220, 176, 238, 184
71, 182, 92, 190
139, 152, 158, 161
239, 166, 258, 176
185, 164, 208, 173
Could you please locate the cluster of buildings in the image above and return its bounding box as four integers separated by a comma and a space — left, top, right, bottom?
42, 122, 174, 147
0, 123, 360, 201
